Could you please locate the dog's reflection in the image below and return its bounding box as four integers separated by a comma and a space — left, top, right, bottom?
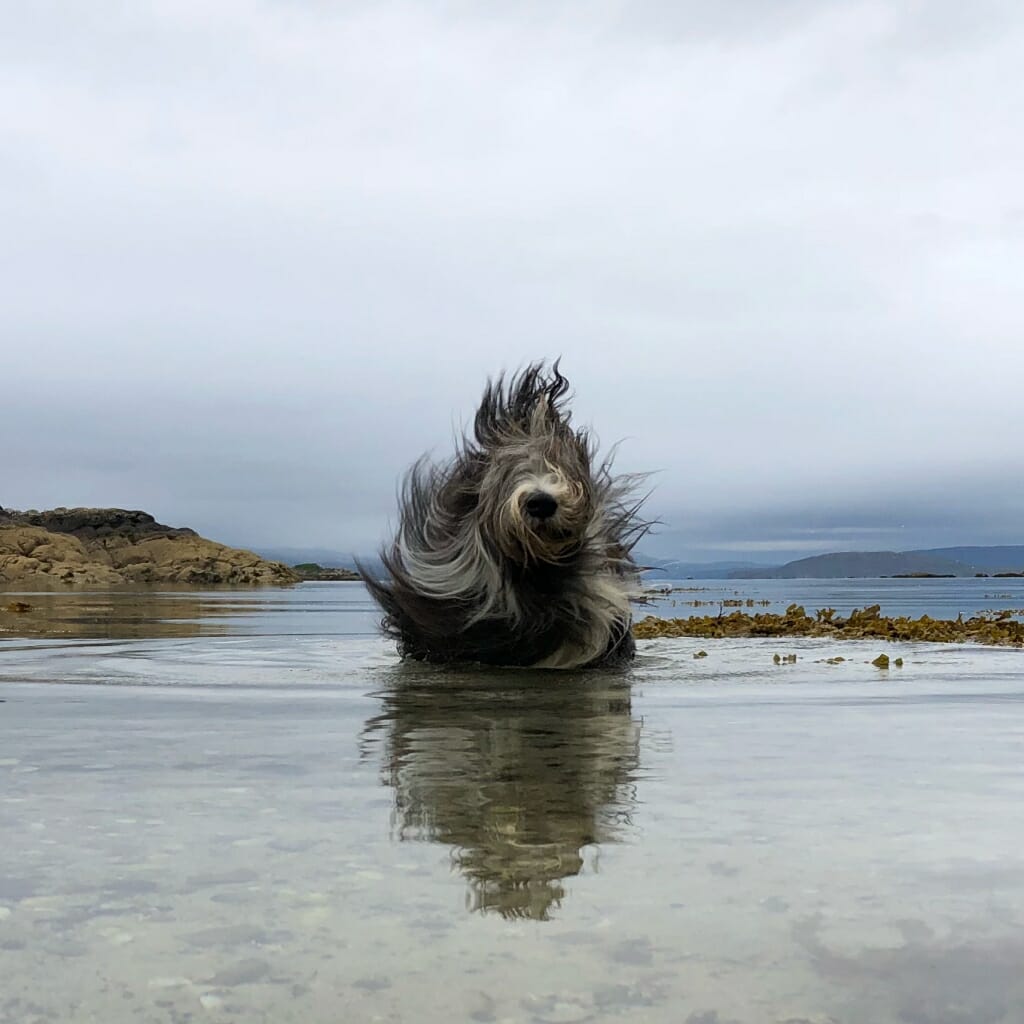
362, 669, 643, 920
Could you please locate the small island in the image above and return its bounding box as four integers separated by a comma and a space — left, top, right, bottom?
0, 506, 298, 586
292, 562, 362, 581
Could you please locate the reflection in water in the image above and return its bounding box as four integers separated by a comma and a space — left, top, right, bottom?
0, 583, 380, 643
794, 915, 1024, 1024
362, 668, 643, 920
0, 589, 301, 640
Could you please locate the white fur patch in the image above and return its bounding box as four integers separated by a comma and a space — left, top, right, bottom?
530, 572, 634, 670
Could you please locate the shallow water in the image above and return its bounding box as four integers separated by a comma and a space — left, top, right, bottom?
2, 583, 1024, 1023
644, 575, 1024, 622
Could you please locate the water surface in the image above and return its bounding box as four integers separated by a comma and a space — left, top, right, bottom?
2, 582, 1023, 1023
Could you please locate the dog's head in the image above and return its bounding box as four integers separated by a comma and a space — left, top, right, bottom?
454, 362, 597, 566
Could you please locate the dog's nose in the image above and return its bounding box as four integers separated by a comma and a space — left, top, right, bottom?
525, 492, 559, 520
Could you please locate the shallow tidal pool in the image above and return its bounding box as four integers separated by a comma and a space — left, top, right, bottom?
2, 584, 1024, 1023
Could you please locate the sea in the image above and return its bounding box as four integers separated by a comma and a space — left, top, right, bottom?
2, 578, 1023, 1024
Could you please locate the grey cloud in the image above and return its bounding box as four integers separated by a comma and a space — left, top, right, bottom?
2, 1, 1022, 558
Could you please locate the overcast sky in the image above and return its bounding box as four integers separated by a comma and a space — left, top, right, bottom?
3, 1, 1022, 562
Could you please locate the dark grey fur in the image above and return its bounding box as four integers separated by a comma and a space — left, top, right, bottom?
359, 362, 649, 669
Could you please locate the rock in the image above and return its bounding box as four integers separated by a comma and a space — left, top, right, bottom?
871, 653, 890, 669
633, 604, 1024, 647
0, 507, 297, 587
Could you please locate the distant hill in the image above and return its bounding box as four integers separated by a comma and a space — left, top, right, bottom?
729, 545, 1024, 579
256, 546, 362, 567
292, 562, 361, 581
638, 556, 770, 580
253, 543, 1024, 582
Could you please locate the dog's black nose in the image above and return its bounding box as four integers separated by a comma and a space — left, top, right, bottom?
525, 492, 558, 520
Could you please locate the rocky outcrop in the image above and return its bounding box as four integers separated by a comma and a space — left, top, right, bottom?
0, 507, 299, 587
633, 603, 1024, 647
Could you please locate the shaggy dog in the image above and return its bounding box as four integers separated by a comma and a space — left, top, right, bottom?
360, 362, 649, 669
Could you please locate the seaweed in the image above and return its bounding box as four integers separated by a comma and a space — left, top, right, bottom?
633, 604, 1024, 647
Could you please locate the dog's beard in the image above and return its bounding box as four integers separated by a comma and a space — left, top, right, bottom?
492, 469, 590, 565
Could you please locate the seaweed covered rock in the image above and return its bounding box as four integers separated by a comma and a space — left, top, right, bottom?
633, 605, 1024, 647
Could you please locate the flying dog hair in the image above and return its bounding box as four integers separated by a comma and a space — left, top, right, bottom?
360, 361, 650, 669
